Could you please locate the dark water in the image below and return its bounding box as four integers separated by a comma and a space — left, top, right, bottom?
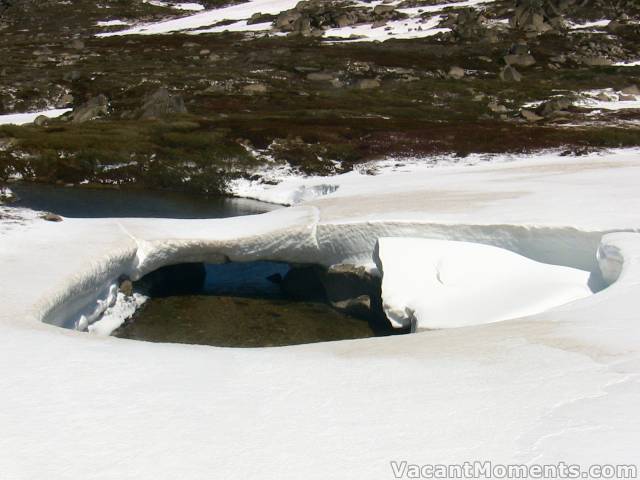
115, 295, 374, 348
9, 183, 277, 218
115, 261, 376, 347
10, 184, 375, 346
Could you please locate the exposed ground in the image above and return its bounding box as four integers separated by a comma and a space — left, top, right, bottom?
1, 0, 639, 195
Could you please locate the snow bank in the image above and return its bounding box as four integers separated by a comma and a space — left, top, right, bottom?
98, 0, 497, 39
576, 89, 640, 111
1, 148, 632, 333
88, 292, 148, 335
374, 237, 592, 330
2, 149, 640, 477
144, 0, 205, 11
0, 108, 71, 126
0, 186, 14, 203
325, 15, 448, 43
98, 0, 299, 36
96, 19, 130, 27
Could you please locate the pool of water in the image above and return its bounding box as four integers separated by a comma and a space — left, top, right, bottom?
120, 261, 377, 347
9, 183, 278, 218
115, 295, 374, 348
10, 184, 379, 346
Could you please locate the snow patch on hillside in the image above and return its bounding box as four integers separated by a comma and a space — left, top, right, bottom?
98, 0, 299, 36
0, 108, 71, 126
97, 0, 498, 39
577, 89, 640, 111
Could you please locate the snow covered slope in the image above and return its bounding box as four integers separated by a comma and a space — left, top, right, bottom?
98, 0, 301, 36
1, 149, 640, 478
97, 0, 499, 39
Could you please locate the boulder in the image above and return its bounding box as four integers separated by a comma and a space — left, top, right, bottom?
242, 83, 269, 95
448, 66, 465, 80
504, 54, 536, 67
538, 97, 572, 117
373, 4, 395, 15
488, 102, 508, 113
500, 65, 522, 82
33, 115, 49, 126
356, 78, 380, 90
137, 87, 187, 119
68, 38, 85, 51
521, 109, 544, 122
71, 94, 109, 123
320, 264, 388, 328
306, 72, 335, 81
580, 56, 613, 67
119, 278, 134, 297
41, 213, 63, 222
621, 85, 640, 96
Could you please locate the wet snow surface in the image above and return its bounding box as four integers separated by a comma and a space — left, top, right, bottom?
2, 148, 640, 478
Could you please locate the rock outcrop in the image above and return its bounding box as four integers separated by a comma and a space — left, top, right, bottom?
137, 87, 187, 119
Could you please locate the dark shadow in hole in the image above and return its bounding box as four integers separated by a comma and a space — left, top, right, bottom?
116, 261, 407, 347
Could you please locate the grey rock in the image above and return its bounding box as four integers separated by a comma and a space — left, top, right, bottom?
242, 83, 268, 95
500, 65, 522, 82
448, 66, 465, 80
356, 78, 380, 89
306, 72, 335, 81
538, 97, 572, 118
33, 115, 49, 126
68, 38, 85, 51
521, 109, 544, 122
621, 85, 639, 96
373, 4, 395, 15
504, 53, 536, 67
42, 213, 63, 222
488, 102, 508, 113
119, 279, 133, 297
71, 94, 109, 123
138, 88, 187, 119
580, 56, 612, 67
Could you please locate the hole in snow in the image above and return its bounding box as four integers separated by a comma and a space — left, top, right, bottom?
108, 261, 405, 347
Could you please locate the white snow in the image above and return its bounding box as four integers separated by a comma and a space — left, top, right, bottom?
568, 19, 610, 30
576, 89, 640, 111
374, 237, 592, 330
3, 147, 640, 477
614, 60, 640, 67
189, 19, 274, 34
96, 19, 130, 27
144, 0, 205, 11
355, 0, 497, 14
99, 0, 299, 36
88, 292, 148, 335
97, 0, 497, 39
0, 108, 72, 126
325, 15, 448, 43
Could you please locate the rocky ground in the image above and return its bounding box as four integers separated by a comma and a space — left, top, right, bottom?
1, 0, 639, 195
